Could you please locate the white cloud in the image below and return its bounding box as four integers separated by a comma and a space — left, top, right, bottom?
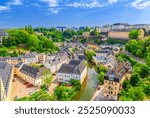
38, 0, 119, 14
31, 3, 41, 8
108, 0, 118, 4
48, 7, 62, 14
66, 0, 103, 8
7, 0, 22, 6
39, 0, 58, 7
39, 0, 60, 13
0, 0, 22, 12
0, 5, 10, 11
131, 0, 150, 9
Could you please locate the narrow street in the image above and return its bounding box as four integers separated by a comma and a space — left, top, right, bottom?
124, 51, 146, 64
91, 85, 105, 101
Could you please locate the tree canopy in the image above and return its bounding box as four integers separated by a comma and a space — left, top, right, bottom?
2, 28, 57, 54
129, 30, 140, 39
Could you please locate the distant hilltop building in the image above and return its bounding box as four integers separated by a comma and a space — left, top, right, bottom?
108, 29, 131, 40
132, 24, 150, 30
111, 23, 131, 30
108, 29, 144, 40
0, 29, 8, 44
100, 23, 150, 37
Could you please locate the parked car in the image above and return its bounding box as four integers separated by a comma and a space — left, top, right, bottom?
29, 91, 34, 95
97, 86, 101, 90
26, 84, 33, 88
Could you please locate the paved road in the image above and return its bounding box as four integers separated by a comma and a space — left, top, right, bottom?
91, 85, 110, 101
124, 51, 146, 64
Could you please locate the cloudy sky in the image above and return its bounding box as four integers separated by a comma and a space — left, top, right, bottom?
0, 0, 150, 28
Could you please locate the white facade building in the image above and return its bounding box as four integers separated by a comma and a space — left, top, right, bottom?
57, 60, 87, 84
24, 52, 38, 64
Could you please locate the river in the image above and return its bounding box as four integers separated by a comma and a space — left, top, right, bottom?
74, 68, 98, 101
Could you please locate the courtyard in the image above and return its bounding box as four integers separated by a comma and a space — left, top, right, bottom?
11, 77, 40, 100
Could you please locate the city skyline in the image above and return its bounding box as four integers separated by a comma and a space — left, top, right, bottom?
0, 0, 150, 28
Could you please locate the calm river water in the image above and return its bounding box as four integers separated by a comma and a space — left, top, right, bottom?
74, 68, 98, 101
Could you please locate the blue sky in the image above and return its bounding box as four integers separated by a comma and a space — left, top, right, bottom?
0, 0, 150, 28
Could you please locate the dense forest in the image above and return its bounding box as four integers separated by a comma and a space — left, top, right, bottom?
33, 26, 91, 42
125, 37, 150, 66
0, 26, 61, 56
117, 53, 150, 101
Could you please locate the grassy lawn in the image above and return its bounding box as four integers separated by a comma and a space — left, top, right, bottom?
30, 63, 44, 68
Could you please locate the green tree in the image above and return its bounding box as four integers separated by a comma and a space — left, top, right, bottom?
134, 64, 150, 78
128, 87, 145, 101
120, 87, 145, 101
97, 72, 105, 85
49, 30, 63, 42
97, 64, 108, 73
77, 30, 84, 35
0, 45, 9, 56
136, 49, 143, 57
86, 49, 96, 61
63, 30, 77, 39
43, 39, 55, 51
144, 84, 150, 96
129, 30, 139, 39
25, 25, 34, 34
3, 29, 29, 47
84, 26, 91, 32
27, 35, 40, 50
122, 80, 131, 91
70, 79, 81, 91
94, 39, 101, 45
80, 38, 87, 44
130, 73, 141, 86
90, 29, 100, 36
54, 85, 76, 101
42, 70, 53, 87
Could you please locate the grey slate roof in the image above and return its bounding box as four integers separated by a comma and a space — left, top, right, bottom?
20, 64, 39, 79
19, 64, 46, 79
14, 62, 23, 68
58, 60, 86, 75
0, 56, 11, 61
96, 49, 114, 56
25, 52, 38, 58
46, 52, 69, 67
104, 62, 131, 82
0, 61, 12, 96
74, 54, 86, 61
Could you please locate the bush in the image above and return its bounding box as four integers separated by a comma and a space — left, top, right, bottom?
130, 73, 141, 87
